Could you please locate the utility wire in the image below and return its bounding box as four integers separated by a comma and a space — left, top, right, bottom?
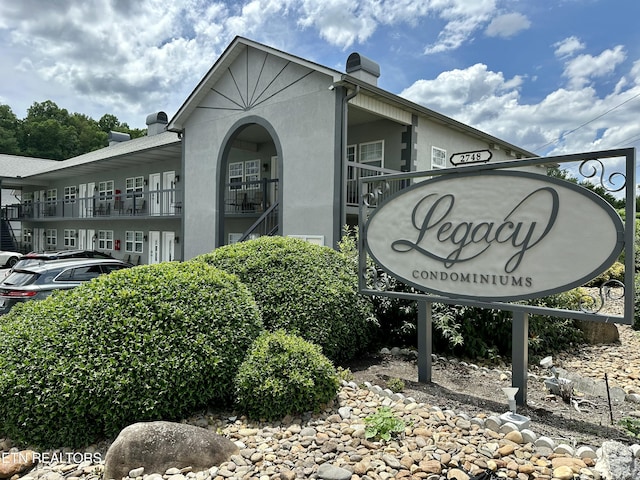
533, 91, 640, 153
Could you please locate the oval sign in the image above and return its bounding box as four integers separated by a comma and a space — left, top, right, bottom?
364, 170, 624, 301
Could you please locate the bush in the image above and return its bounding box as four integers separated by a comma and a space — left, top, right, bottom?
431, 289, 585, 359
192, 236, 377, 363
0, 262, 263, 447
585, 261, 625, 287
234, 330, 340, 420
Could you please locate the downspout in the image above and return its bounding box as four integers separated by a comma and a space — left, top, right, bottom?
339, 84, 360, 240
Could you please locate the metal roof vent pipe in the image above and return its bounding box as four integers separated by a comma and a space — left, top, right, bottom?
108, 131, 131, 146
346, 53, 380, 86
146, 111, 168, 136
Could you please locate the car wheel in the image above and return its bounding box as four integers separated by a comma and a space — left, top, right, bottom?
6, 256, 19, 267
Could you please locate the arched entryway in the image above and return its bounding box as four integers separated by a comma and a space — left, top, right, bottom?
217, 118, 283, 246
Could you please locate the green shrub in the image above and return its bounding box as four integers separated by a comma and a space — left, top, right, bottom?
585, 261, 625, 287
364, 406, 406, 441
192, 236, 377, 363
0, 262, 263, 447
386, 377, 405, 393
234, 330, 340, 420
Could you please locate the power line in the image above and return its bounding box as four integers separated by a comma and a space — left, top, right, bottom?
533, 90, 640, 153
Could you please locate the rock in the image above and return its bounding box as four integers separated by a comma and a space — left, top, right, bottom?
552, 465, 575, 479
595, 440, 640, 480
575, 319, 619, 344
316, 463, 352, 480
0, 450, 37, 479
103, 421, 238, 480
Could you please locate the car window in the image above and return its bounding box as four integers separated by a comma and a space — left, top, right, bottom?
101, 264, 128, 273
1, 271, 39, 287
56, 265, 103, 282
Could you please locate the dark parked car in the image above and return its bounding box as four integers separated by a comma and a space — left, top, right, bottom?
12, 250, 114, 269
0, 258, 131, 314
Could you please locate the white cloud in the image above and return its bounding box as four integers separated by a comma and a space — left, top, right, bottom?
423, 0, 497, 54
553, 36, 585, 58
485, 12, 531, 38
562, 46, 626, 89
400, 61, 640, 157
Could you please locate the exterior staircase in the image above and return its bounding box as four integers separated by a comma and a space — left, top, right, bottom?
238, 201, 279, 242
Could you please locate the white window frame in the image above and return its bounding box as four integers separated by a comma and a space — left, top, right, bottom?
98, 180, 114, 200
346, 144, 356, 162
23, 228, 32, 246
228, 233, 243, 244
359, 140, 384, 168
46, 188, 57, 204
63, 229, 76, 248
245, 159, 261, 189
64, 186, 77, 204
126, 177, 144, 197
432, 146, 447, 169
229, 162, 243, 190
125, 231, 144, 253
46, 229, 57, 248
97, 230, 114, 250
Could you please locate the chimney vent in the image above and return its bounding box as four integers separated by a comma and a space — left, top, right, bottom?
346, 53, 380, 86
108, 131, 130, 146
146, 111, 168, 136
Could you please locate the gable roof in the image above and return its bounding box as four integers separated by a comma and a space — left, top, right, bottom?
167, 36, 343, 132
168, 36, 536, 158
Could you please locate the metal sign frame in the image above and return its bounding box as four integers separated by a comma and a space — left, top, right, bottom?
358, 148, 636, 405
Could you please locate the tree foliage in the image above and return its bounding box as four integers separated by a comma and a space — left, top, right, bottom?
0, 100, 146, 160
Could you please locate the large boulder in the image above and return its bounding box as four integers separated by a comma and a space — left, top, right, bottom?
575, 319, 619, 344
103, 422, 238, 480
0, 450, 37, 479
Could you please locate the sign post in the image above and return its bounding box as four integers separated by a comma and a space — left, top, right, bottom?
359, 148, 635, 406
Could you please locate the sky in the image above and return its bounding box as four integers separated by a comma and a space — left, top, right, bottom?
1, 0, 639, 166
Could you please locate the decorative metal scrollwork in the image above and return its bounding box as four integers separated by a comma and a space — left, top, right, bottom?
362, 180, 391, 207
363, 266, 391, 291
579, 279, 625, 314
579, 158, 626, 193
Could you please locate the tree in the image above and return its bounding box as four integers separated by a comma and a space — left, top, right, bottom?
0, 100, 147, 160
0, 105, 20, 155
548, 165, 624, 210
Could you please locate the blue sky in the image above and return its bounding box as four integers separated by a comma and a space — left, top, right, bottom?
1, 0, 639, 160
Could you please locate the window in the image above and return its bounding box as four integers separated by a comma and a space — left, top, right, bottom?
229, 160, 261, 190
125, 231, 144, 253
346, 145, 356, 162
228, 233, 243, 244
229, 162, 243, 190
98, 180, 114, 200
23, 228, 32, 247
56, 265, 103, 282
126, 177, 144, 197
97, 230, 114, 250
359, 140, 384, 167
432, 146, 447, 169
245, 160, 260, 189
63, 229, 76, 248
46, 229, 57, 248
64, 186, 77, 204
46, 189, 57, 204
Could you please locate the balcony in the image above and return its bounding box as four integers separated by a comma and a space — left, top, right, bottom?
346, 161, 404, 207
15, 189, 182, 221
225, 178, 278, 215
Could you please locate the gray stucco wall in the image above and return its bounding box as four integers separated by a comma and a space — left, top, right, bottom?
181, 51, 339, 259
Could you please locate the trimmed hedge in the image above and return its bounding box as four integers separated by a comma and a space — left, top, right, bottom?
0, 262, 263, 447
234, 330, 340, 420
192, 236, 377, 363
